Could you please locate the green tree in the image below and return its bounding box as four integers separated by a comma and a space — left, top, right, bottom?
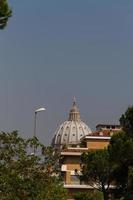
81, 149, 114, 200
37, 177, 67, 200
0, 0, 12, 29
108, 131, 133, 199
74, 191, 103, 200
108, 106, 133, 199
0, 131, 67, 200
80, 106, 133, 200
120, 106, 133, 137
74, 192, 92, 200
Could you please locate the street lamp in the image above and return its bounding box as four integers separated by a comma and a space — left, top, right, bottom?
34, 107, 46, 138
33, 107, 45, 154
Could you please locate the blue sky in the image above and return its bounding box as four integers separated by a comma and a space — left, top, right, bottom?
0, 0, 133, 144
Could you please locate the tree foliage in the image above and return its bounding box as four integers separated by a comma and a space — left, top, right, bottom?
81, 149, 114, 200
120, 106, 133, 137
74, 192, 91, 200
80, 106, 133, 200
109, 131, 133, 166
0, 0, 12, 29
108, 131, 133, 198
0, 131, 67, 200
108, 106, 133, 199
74, 191, 103, 200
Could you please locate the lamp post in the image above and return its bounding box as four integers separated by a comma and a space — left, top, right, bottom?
33, 107, 45, 154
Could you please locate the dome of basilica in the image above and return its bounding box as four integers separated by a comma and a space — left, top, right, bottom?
52, 99, 92, 149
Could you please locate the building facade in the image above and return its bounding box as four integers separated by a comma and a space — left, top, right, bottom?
52, 100, 121, 199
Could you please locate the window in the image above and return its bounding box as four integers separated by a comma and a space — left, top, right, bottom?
99, 132, 103, 136
71, 175, 80, 185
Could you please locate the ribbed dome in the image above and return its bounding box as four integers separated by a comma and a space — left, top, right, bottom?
52, 99, 92, 149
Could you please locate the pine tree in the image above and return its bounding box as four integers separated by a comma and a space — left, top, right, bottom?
0, 0, 11, 29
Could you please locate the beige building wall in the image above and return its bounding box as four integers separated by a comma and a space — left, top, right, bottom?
64, 156, 81, 164
62, 139, 110, 186
87, 139, 109, 149
66, 171, 71, 184
63, 156, 81, 185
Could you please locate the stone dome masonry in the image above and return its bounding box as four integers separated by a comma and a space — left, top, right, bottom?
52, 98, 92, 149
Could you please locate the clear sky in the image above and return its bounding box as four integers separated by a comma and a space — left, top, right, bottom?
0, 0, 133, 145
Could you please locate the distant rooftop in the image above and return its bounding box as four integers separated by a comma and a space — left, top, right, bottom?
96, 124, 121, 130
